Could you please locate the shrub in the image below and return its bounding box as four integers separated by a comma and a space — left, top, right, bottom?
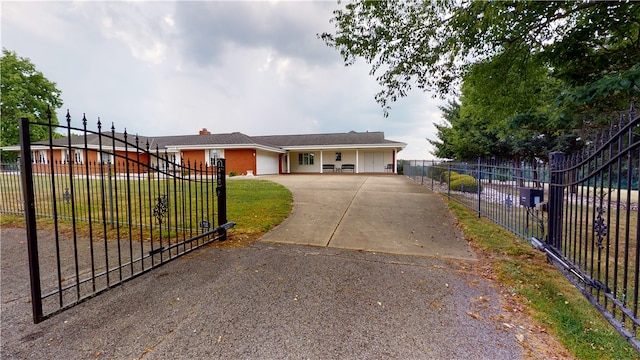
427, 165, 449, 181
449, 174, 482, 193
441, 171, 461, 183
229, 171, 238, 177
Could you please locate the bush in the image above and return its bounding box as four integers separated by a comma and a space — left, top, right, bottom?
427, 165, 449, 181
441, 171, 462, 183
449, 174, 482, 193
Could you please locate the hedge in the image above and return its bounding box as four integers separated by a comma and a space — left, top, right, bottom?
449, 174, 482, 193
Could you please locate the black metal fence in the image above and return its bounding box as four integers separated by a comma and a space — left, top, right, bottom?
402, 104, 640, 351
8, 112, 233, 323
403, 158, 549, 244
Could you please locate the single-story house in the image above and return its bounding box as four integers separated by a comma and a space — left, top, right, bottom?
4, 129, 406, 175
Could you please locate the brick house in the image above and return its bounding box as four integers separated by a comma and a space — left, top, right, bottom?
4, 129, 406, 175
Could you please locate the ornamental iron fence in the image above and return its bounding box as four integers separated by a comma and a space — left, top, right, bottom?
402, 104, 640, 352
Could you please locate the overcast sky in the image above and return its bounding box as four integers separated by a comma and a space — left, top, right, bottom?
1, 1, 444, 159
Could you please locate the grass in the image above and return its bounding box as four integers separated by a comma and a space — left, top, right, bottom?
0, 177, 293, 248
448, 200, 639, 359
224, 179, 293, 245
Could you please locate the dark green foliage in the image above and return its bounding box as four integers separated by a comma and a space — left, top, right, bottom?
0, 49, 63, 162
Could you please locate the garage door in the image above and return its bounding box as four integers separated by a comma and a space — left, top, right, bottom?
257, 151, 279, 175
363, 152, 384, 172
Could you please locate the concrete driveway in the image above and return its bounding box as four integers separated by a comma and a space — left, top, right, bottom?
260, 175, 476, 260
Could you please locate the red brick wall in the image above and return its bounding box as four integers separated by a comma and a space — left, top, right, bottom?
225, 149, 255, 175
30, 149, 151, 174
181, 150, 206, 167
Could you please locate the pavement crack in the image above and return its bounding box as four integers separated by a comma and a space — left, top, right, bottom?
325, 176, 368, 247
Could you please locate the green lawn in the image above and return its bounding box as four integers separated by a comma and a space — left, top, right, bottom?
225, 179, 293, 245
0, 175, 293, 247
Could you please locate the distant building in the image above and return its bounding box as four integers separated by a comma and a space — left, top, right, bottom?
3, 130, 406, 175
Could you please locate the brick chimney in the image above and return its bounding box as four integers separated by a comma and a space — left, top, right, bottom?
199, 128, 211, 135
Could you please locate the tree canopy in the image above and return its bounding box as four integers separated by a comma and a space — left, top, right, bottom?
1, 48, 63, 161
322, 1, 640, 159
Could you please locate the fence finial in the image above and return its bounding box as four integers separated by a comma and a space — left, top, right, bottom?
66, 109, 71, 125
630, 101, 636, 120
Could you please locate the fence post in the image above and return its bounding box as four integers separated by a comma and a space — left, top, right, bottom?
547, 152, 565, 248
477, 157, 481, 218
19, 118, 43, 323
421, 160, 425, 185
447, 162, 451, 197
216, 158, 227, 240
431, 161, 434, 189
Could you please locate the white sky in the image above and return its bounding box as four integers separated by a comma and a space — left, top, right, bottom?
1, 1, 445, 160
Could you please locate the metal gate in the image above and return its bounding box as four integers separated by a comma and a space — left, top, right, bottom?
19, 111, 234, 323
547, 104, 640, 349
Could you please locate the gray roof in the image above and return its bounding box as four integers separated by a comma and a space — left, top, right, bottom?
157, 132, 258, 147
27, 130, 405, 152
252, 131, 403, 148
37, 132, 154, 150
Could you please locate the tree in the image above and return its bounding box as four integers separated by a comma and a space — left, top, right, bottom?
322, 1, 639, 114
322, 1, 640, 159
1, 48, 63, 162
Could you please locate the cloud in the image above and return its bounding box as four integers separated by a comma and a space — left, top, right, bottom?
1, 1, 444, 161
93, 2, 176, 65
173, 1, 340, 68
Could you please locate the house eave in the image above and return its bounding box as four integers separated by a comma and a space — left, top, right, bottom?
164, 143, 286, 154
282, 143, 406, 151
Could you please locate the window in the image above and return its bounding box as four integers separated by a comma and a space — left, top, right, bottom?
298, 152, 314, 165
63, 150, 70, 163
335, 152, 342, 161
209, 149, 223, 166
31, 150, 48, 164
74, 149, 84, 164
98, 152, 114, 164
169, 153, 182, 166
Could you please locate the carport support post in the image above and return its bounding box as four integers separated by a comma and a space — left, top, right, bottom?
19, 117, 43, 323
